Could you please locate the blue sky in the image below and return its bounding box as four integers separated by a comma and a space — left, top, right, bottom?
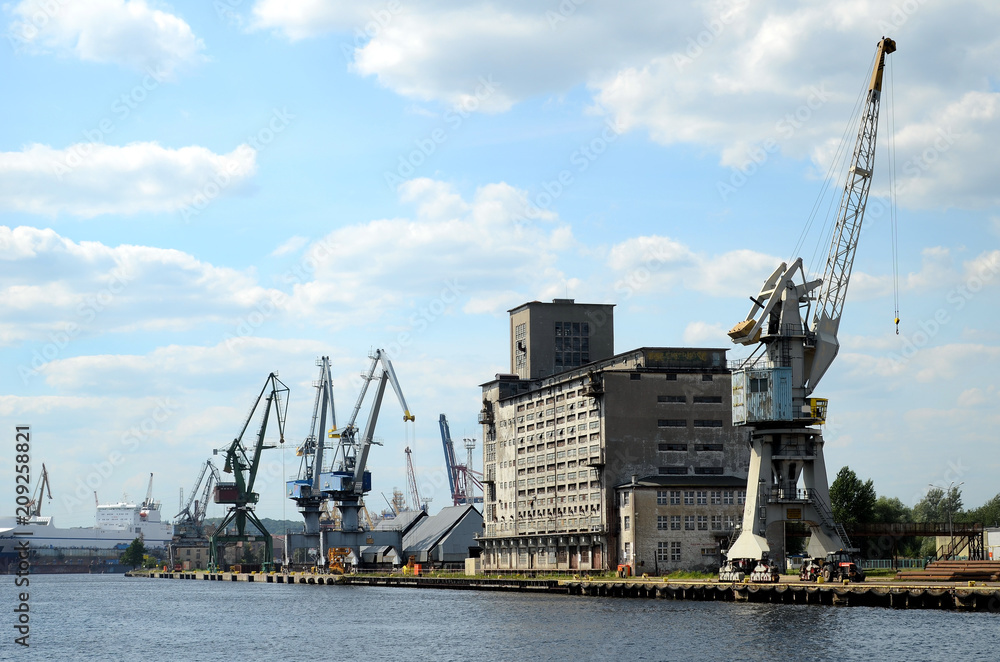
2, 0, 998, 527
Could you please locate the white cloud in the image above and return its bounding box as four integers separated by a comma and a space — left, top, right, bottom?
37, 337, 328, 394
682, 321, 729, 346
605, 234, 779, 298
0, 142, 256, 218
7, 0, 206, 77
0, 226, 281, 348
251, 1, 1000, 211
270, 235, 309, 257
285, 177, 575, 325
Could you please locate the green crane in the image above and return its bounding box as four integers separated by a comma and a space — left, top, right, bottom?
209, 372, 289, 572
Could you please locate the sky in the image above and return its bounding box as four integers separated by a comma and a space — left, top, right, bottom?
1, 0, 998, 529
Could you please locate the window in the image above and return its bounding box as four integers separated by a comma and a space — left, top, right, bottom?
671, 541, 681, 561
697, 515, 708, 531
737, 490, 747, 505
723, 490, 734, 505
696, 443, 724, 452
658, 443, 687, 452
696, 491, 707, 505
656, 490, 669, 505
624, 542, 630, 560
711, 515, 723, 530
701, 547, 717, 556
657, 515, 669, 530
659, 466, 688, 475
657, 541, 670, 561
684, 491, 695, 505
684, 516, 695, 530
666, 373, 677, 381
671, 515, 681, 530
702, 374, 713, 381
658, 395, 685, 403
630, 373, 641, 381
623, 516, 630, 531
670, 490, 681, 505
694, 420, 724, 428
694, 467, 724, 475
693, 396, 723, 404
750, 377, 768, 393
710, 491, 722, 505
657, 419, 687, 428
620, 492, 629, 506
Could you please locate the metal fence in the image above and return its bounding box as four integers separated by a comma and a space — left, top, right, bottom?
860, 558, 927, 570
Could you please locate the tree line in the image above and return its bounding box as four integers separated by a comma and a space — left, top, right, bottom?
828, 466, 1000, 558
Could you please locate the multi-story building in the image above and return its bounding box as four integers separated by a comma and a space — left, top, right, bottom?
478, 299, 749, 573
615, 476, 746, 573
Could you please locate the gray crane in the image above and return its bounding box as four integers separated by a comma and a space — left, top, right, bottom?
723, 37, 896, 568
174, 459, 220, 538
286, 350, 414, 569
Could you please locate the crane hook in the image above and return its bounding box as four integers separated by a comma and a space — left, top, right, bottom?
894, 317, 900, 335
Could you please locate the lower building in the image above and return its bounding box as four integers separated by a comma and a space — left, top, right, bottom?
615, 476, 746, 574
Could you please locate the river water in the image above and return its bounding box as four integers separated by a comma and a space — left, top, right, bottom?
3, 574, 997, 661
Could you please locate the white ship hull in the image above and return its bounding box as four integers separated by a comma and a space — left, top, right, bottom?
0, 503, 174, 556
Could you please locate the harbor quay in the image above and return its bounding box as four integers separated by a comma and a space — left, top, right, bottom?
127, 571, 1000, 613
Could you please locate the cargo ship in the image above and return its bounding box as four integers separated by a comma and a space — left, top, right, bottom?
1, 473, 174, 573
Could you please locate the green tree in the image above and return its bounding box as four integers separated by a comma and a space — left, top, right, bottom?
119, 538, 146, 570
913, 486, 963, 523
961, 493, 1000, 527
829, 466, 877, 525
873, 496, 912, 524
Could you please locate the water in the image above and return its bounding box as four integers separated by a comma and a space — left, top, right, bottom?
3, 574, 997, 661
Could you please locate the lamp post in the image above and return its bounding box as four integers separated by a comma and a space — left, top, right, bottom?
929, 481, 964, 560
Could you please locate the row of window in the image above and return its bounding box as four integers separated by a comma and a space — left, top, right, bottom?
655, 514, 738, 531
655, 489, 746, 505
631, 374, 716, 382
657, 419, 724, 428
658, 443, 724, 452
658, 466, 725, 476
656, 395, 723, 404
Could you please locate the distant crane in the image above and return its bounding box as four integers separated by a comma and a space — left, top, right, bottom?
175, 459, 220, 538
26, 463, 52, 519
210, 372, 289, 572
404, 446, 425, 511
438, 414, 483, 506
140, 473, 160, 512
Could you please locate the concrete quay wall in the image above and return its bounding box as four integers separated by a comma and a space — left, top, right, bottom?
127, 572, 1000, 612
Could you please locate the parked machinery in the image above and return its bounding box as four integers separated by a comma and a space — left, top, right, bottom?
720, 37, 896, 580
799, 550, 866, 583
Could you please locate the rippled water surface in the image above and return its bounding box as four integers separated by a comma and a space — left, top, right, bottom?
4, 574, 997, 661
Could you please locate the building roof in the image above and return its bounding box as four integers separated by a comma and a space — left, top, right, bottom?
615, 475, 748, 489
374, 509, 426, 534
403, 505, 482, 555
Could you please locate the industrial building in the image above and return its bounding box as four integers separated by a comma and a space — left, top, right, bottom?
361, 505, 483, 567
478, 299, 749, 572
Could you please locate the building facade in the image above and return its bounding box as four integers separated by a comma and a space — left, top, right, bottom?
615, 476, 746, 573
479, 299, 749, 573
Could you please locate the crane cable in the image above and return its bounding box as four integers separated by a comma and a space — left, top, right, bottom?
791, 49, 877, 273
886, 55, 900, 334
